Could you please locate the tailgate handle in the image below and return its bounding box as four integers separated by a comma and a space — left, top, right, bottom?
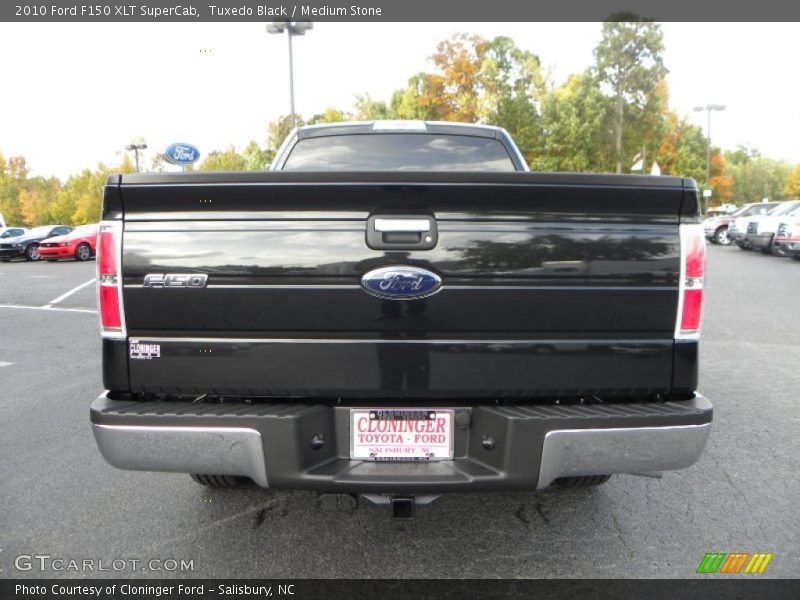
374, 218, 430, 233
366, 215, 438, 251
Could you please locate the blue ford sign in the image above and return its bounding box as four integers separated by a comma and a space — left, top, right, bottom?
164, 143, 200, 165
361, 266, 442, 300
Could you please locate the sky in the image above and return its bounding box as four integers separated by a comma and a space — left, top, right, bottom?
1, 21, 798, 180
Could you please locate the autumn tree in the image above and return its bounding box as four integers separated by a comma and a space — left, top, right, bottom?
17, 177, 60, 225
67, 170, 107, 224
425, 34, 487, 122
387, 34, 547, 163
18, 188, 47, 226
0, 152, 26, 225
655, 113, 706, 182
594, 15, 667, 173
784, 164, 800, 198
708, 151, 733, 205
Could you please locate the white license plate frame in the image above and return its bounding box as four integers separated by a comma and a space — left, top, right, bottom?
350, 408, 455, 461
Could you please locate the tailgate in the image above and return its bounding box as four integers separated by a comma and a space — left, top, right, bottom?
116, 172, 691, 398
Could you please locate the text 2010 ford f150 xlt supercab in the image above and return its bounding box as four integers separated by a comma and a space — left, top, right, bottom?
90, 121, 711, 509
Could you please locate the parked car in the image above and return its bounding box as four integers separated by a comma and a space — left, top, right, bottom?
0, 225, 73, 261
0, 227, 28, 240
728, 202, 779, 248
704, 203, 766, 245
38, 224, 98, 262
90, 121, 712, 509
743, 200, 800, 254
772, 218, 800, 260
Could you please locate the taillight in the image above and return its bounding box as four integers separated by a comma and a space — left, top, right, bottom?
96, 221, 125, 338
781, 220, 800, 241
676, 224, 705, 339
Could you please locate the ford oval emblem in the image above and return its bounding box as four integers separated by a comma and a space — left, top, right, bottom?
164, 143, 200, 165
361, 266, 442, 300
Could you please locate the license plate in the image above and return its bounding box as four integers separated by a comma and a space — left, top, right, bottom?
350, 409, 454, 461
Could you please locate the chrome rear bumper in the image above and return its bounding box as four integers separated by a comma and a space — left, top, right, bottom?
92, 424, 268, 487
91, 393, 712, 492
537, 424, 710, 489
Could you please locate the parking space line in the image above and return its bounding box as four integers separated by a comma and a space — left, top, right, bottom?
0, 304, 97, 314
0, 361, 13, 368
42, 278, 96, 308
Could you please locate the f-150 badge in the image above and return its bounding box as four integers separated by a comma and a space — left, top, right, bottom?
143, 273, 208, 288
361, 266, 442, 300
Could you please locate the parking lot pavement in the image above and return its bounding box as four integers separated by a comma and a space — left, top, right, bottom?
0, 259, 97, 310
1, 246, 798, 579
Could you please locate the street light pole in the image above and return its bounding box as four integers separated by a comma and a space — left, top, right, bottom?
693, 104, 725, 213
693, 105, 725, 184
124, 143, 147, 173
267, 20, 313, 130
287, 25, 295, 129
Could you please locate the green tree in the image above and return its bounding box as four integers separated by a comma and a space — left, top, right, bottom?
50, 168, 101, 225
265, 114, 303, 164
307, 108, 347, 125
69, 170, 108, 224
725, 148, 792, 204
390, 73, 444, 121
198, 147, 247, 172
594, 14, 668, 173
623, 77, 670, 173
243, 141, 270, 170
353, 94, 392, 120
534, 71, 614, 172
478, 36, 547, 163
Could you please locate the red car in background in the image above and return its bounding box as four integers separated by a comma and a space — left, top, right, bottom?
38, 224, 98, 261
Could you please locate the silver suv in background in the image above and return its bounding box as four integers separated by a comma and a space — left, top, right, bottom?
728, 202, 779, 249
744, 201, 800, 255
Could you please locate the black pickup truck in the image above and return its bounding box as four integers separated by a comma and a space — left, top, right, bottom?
91, 121, 711, 513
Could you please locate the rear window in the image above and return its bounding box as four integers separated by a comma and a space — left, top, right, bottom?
747, 204, 777, 216
28, 226, 55, 236
281, 134, 516, 171
770, 202, 800, 216
71, 225, 98, 236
